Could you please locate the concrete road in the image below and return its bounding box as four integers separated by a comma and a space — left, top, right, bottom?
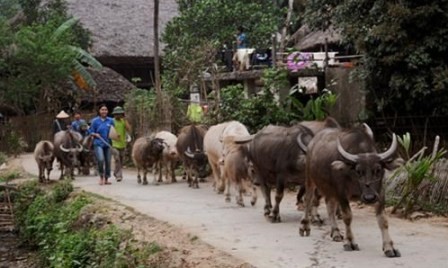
21, 154, 448, 268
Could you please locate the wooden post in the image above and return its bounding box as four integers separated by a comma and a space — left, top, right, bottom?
324, 37, 329, 70
272, 34, 277, 69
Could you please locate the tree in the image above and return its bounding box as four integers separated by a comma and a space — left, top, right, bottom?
0, 0, 100, 114
162, 0, 283, 94
305, 0, 448, 116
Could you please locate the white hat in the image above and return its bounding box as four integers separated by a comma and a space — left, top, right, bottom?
56, 110, 69, 119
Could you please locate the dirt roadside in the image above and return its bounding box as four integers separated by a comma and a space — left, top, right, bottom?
12, 154, 448, 267
1, 157, 252, 268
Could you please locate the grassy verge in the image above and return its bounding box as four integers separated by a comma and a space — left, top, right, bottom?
13, 180, 160, 268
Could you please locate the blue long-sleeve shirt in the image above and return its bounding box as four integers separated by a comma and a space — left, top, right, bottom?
90, 116, 114, 147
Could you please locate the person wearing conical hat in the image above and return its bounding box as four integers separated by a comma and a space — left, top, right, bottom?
53, 110, 70, 135
111, 106, 131, 182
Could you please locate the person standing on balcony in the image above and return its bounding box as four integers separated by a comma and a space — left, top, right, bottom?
233, 26, 252, 70
236, 26, 247, 49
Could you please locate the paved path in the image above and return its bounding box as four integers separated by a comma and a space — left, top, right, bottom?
21, 154, 448, 268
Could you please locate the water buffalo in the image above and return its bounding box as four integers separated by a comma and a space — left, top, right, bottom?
234, 117, 340, 222
77, 135, 96, 176
154, 130, 179, 183
204, 121, 249, 193
53, 130, 83, 180
131, 136, 165, 185
299, 124, 402, 257
176, 124, 208, 189
221, 135, 257, 207
33, 140, 55, 182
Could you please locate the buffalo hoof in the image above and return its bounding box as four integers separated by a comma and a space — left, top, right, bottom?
171, 178, 177, 183
268, 214, 281, 223
332, 234, 344, 242
236, 199, 245, 207
299, 226, 310, 237
343, 243, 360, 251
384, 249, 401, 258
311, 215, 324, 226
250, 199, 256, 206
142, 180, 148, 185
296, 202, 305, 211
225, 196, 231, 203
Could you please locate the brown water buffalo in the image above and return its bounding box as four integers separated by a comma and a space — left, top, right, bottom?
299, 124, 402, 257
131, 136, 165, 185
176, 124, 208, 189
204, 122, 231, 193
154, 130, 179, 183
53, 130, 83, 180
221, 135, 257, 207
204, 121, 250, 193
33, 140, 55, 182
234, 117, 340, 222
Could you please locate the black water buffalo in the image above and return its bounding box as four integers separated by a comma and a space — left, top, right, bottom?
299, 124, 402, 257
33, 140, 55, 182
53, 130, 83, 180
131, 136, 165, 185
233, 117, 340, 222
176, 124, 209, 189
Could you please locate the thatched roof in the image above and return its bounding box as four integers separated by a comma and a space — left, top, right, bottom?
293, 25, 342, 50
78, 67, 136, 103
66, 0, 179, 59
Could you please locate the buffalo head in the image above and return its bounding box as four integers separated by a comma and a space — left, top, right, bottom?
39, 155, 54, 172
148, 138, 165, 157
185, 147, 209, 178
332, 134, 398, 204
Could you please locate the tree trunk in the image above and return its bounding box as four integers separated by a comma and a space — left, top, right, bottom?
154, 0, 161, 95
153, 0, 172, 131
278, 0, 294, 54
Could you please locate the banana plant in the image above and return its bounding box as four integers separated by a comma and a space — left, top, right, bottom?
52, 17, 102, 90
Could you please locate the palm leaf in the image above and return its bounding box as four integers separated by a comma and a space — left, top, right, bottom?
72, 60, 96, 89
52, 17, 79, 41
68, 45, 102, 68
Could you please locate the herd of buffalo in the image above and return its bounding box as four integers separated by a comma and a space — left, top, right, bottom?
33, 117, 402, 258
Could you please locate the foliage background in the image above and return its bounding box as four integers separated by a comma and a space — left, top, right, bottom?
304, 0, 448, 117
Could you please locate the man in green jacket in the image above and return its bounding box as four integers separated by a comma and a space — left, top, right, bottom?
111, 106, 131, 181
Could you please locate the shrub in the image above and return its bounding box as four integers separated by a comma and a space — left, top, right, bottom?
0, 151, 7, 165
14, 180, 156, 267
386, 133, 447, 216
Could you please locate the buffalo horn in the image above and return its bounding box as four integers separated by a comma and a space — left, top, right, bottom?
296, 133, 308, 153
59, 144, 70, 153
378, 133, 398, 161
184, 147, 195, 158
337, 138, 358, 163
76, 144, 83, 152
362, 123, 374, 139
